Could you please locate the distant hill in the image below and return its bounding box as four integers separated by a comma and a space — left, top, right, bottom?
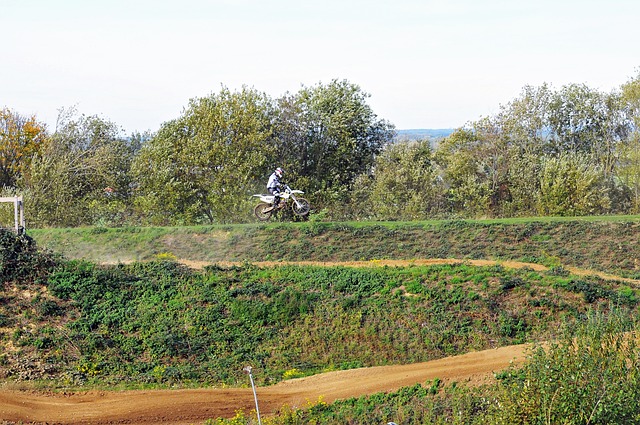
395, 128, 455, 140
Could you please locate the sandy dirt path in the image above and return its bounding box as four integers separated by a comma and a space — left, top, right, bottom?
0, 343, 530, 425
180, 258, 640, 286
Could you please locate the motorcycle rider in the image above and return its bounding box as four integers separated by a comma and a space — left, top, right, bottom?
266, 167, 285, 211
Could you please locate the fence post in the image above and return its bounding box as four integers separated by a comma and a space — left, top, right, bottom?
18, 196, 24, 234
0, 196, 25, 234
14, 197, 19, 232
243, 366, 262, 425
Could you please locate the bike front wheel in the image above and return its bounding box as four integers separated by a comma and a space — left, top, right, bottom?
254, 202, 273, 221
291, 198, 310, 216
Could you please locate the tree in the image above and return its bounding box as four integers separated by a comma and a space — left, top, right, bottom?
132, 86, 276, 224
435, 117, 517, 218
274, 80, 395, 209
622, 70, 640, 125
362, 140, 445, 220
618, 71, 640, 212
21, 109, 134, 227
271, 93, 306, 182
499, 84, 553, 156
432, 87, 550, 218
442, 82, 633, 218
435, 128, 489, 217
0, 108, 48, 188
503, 152, 541, 216
536, 153, 610, 216
547, 84, 631, 175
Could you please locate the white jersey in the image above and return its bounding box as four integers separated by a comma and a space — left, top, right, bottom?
267, 172, 281, 191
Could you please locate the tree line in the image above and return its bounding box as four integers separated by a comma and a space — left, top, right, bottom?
2, 74, 640, 227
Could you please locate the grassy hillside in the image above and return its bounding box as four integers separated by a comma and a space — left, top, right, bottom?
3, 254, 639, 389
3, 218, 640, 386
3, 218, 640, 423
29, 216, 640, 279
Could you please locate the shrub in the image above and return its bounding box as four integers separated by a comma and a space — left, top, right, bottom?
0, 229, 57, 283
491, 308, 640, 424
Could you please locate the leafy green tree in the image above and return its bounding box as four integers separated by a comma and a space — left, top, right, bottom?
270, 93, 307, 185
499, 84, 553, 156
440, 82, 633, 218
619, 72, 640, 212
435, 128, 491, 217
462, 86, 550, 217
0, 108, 48, 189
433, 87, 550, 218
436, 119, 514, 218
21, 109, 135, 227
503, 152, 541, 216
614, 132, 640, 214
622, 70, 640, 126
132, 86, 275, 224
361, 140, 446, 220
536, 152, 610, 216
547, 84, 631, 173
274, 80, 395, 209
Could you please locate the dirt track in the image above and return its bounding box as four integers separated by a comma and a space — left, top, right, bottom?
181, 258, 640, 286
1, 258, 636, 425
0, 343, 530, 425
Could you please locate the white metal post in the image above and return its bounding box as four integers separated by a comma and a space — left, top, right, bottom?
14, 197, 19, 232
243, 366, 262, 425
0, 196, 24, 233
18, 196, 24, 232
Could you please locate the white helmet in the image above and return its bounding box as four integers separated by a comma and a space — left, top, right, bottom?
275, 167, 284, 178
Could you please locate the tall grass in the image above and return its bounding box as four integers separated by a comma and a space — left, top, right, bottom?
491, 308, 640, 424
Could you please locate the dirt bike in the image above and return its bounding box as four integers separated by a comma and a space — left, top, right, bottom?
253, 185, 310, 221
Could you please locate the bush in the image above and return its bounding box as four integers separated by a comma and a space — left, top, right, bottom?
491, 308, 640, 424
0, 229, 57, 283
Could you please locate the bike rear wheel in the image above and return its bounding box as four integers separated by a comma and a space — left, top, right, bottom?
291, 198, 310, 216
254, 202, 273, 221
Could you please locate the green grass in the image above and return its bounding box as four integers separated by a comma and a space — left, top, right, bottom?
210, 309, 640, 425
28, 216, 640, 280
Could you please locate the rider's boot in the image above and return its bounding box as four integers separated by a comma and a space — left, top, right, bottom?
264, 197, 280, 212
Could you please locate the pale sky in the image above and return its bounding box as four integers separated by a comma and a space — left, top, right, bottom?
2, 0, 639, 134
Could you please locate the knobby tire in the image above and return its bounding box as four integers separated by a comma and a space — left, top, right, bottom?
291, 198, 310, 216
254, 202, 273, 221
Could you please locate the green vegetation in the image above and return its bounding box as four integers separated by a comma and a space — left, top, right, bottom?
4, 57, 640, 425
2, 224, 640, 390
3, 72, 640, 226
5, 259, 638, 388
3, 217, 640, 423
211, 310, 640, 424
0, 230, 57, 283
